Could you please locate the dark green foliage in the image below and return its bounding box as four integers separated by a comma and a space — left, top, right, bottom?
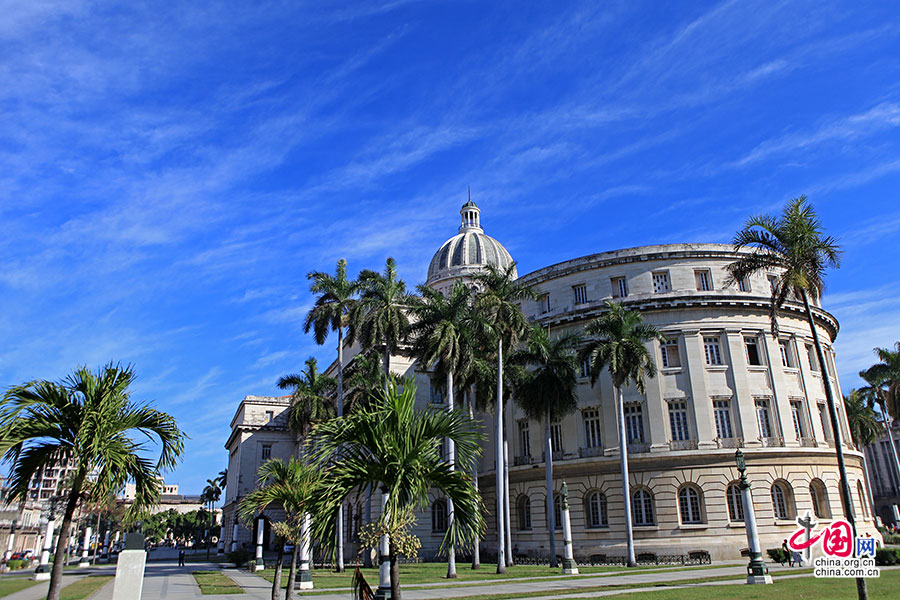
142, 508, 214, 545
5, 559, 27, 570
766, 548, 789, 564
875, 547, 900, 566
228, 548, 253, 568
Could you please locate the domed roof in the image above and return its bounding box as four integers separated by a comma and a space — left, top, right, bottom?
426, 199, 515, 289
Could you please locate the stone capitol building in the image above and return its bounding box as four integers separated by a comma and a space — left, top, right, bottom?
221, 200, 879, 562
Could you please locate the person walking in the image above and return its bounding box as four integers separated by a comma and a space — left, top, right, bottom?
178, 549, 185, 567
781, 540, 791, 566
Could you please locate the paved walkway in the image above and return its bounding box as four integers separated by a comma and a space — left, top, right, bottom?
2, 565, 114, 600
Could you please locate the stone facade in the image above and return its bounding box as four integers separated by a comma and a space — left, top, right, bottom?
864, 419, 900, 526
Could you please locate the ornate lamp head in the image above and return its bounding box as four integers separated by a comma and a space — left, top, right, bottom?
735, 449, 746, 472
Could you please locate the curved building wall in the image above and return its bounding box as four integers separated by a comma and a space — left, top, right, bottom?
474, 243, 876, 561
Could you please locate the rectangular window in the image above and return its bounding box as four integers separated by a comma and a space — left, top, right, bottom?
261, 444, 272, 460
429, 382, 443, 404
768, 274, 778, 294
624, 404, 644, 443
668, 401, 690, 441
540, 294, 551, 314
745, 337, 762, 366
580, 357, 591, 379
573, 284, 587, 305
755, 399, 772, 439
819, 404, 832, 440
713, 399, 734, 439
518, 420, 531, 458
551, 422, 563, 452
807, 344, 820, 372
652, 271, 671, 293
661, 338, 681, 368
738, 277, 750, 292
790, 400, 805, 440
583, 409, 601, 448
694, 269, 713, 291
703, 336, 723, 365
265, 410, 274, 423
779, 340, 794, 368
611, 276, 628, 298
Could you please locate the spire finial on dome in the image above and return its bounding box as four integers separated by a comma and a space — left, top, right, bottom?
459, 190, 482, 233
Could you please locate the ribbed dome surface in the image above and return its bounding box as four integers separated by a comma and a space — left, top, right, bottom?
426, 230, 515, 286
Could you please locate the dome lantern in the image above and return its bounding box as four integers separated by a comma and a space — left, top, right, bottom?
459, 188, 482, 233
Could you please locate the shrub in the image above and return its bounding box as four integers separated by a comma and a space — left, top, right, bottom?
882, 534, 900, 546
227, 548, 252, 568
6, 559, 27, 570
766, 548, 789, 564
875, 547, 900, 566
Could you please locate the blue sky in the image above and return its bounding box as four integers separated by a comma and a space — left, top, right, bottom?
2, 1, 899, 496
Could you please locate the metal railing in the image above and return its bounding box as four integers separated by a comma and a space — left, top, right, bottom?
579, 446, 604, 458
669, 440, 698, 451
799, 437, 817, 448
759, 436, 784, 448
513, 455, 533, 466
627, 442, 650, 454
715, 437, 744, 449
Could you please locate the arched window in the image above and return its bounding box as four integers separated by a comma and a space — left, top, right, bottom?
771, 480, 795, 520
517, 495, 532, 531
726, 482, 744, 522
857, 480, 869, 519
431, 499, 447, 532
586, 491, 608, 528
678, 485, 703, 524
809, 479, 830, 519
632, 488, 655, 526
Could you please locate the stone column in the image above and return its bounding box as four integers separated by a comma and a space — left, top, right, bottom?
254, 518, 264, 570
761, 332, 795, 447
297, 513, 313, 589
79, 526, 91, 567
3, 523, 15, 561
374, 489, 391, 600
644, 354, 669, 452
560, 482, 578, 575
724, 330, 759, 446
231, 523, 239, 553
112, 531, 120, 553
217, 525, 225, 554
683, 331, 717, 448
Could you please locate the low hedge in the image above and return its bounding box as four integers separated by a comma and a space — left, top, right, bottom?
5, 559, 28, 570
882, 534, 900, 545
766, 548, 789, 564
875, 547, 900, 566
227, 548, 252, 568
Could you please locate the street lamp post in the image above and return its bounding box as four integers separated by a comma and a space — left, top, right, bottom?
735, 449, 772, 585
4, 520, 17, 561
34, 515, 55, 580
560, 482, 578, 575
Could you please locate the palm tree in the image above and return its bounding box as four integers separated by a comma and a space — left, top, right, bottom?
859, 343, 900, 504
202, 479, 222, 559
580, 300, 664, 567
845, 390, 881, 451
305, 381, 485, 600
471, 262, 535, 573
0, 363, 185, 600
343, 349, 384, 413
352, 257, 413, 389
240, 458, 320, 600
216, 469, 227, 490
409, 281, 488, 578
726, 197, 867, 600
304, 258, 358, 572
511, 325, 581, 567
277, 357, 337, 437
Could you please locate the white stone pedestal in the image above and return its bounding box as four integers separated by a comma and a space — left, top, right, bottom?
112, 549, 146, 600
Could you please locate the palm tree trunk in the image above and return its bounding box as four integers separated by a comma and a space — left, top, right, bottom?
47, 474, 84, 600
363, 488, 373, 568
389, 543, 401, 600
446, 370, 457, 578
544, 415, 557, 567
271, 543, 284, 600
495, 338, 507, 574
503, 425, 513, 566
468, 392, 481, 570
383, 345, 391, 394
878, 403, 900, 498
284, 544, 299, 600
616, 386, 636, 567
802, 292, 867, 600
336, 327, 345, 573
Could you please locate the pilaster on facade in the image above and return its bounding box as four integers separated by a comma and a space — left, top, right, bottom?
761, 331, 797, 448
682, 330, 717, 449
643, 348, 669, 453
724, 329, 758, 448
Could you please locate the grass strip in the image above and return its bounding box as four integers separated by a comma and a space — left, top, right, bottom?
0, 576, 41, 598
256, 562, 724, 590
59, 575, 114, 600
192, 570, 245, 595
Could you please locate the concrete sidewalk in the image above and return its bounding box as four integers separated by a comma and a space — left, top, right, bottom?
2, 566, 114, 600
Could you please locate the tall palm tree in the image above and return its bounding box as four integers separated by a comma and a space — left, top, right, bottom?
353, 257, 413, 389
277, 357, 337, 437
845, 390, 881, 451
202, 479, 222, 559
343, 349, 384, 413
471, 262, 535, 573
580, 300, 664, 567
0, 363, 185, 600
726, 197, 867, 600
305, 381, 485, 600
304, 258, 358, 572
216, 469, 227, 491
511, 325, 581, 568
859, 343, 900, 502
409, 281, 487, 578
240, 458, 320, 600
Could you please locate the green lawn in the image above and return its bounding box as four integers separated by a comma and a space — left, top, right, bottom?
0, 576, 41, 598
192, 570, 244, 595
59, 575, 114, 600
254, 562, 722, 590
